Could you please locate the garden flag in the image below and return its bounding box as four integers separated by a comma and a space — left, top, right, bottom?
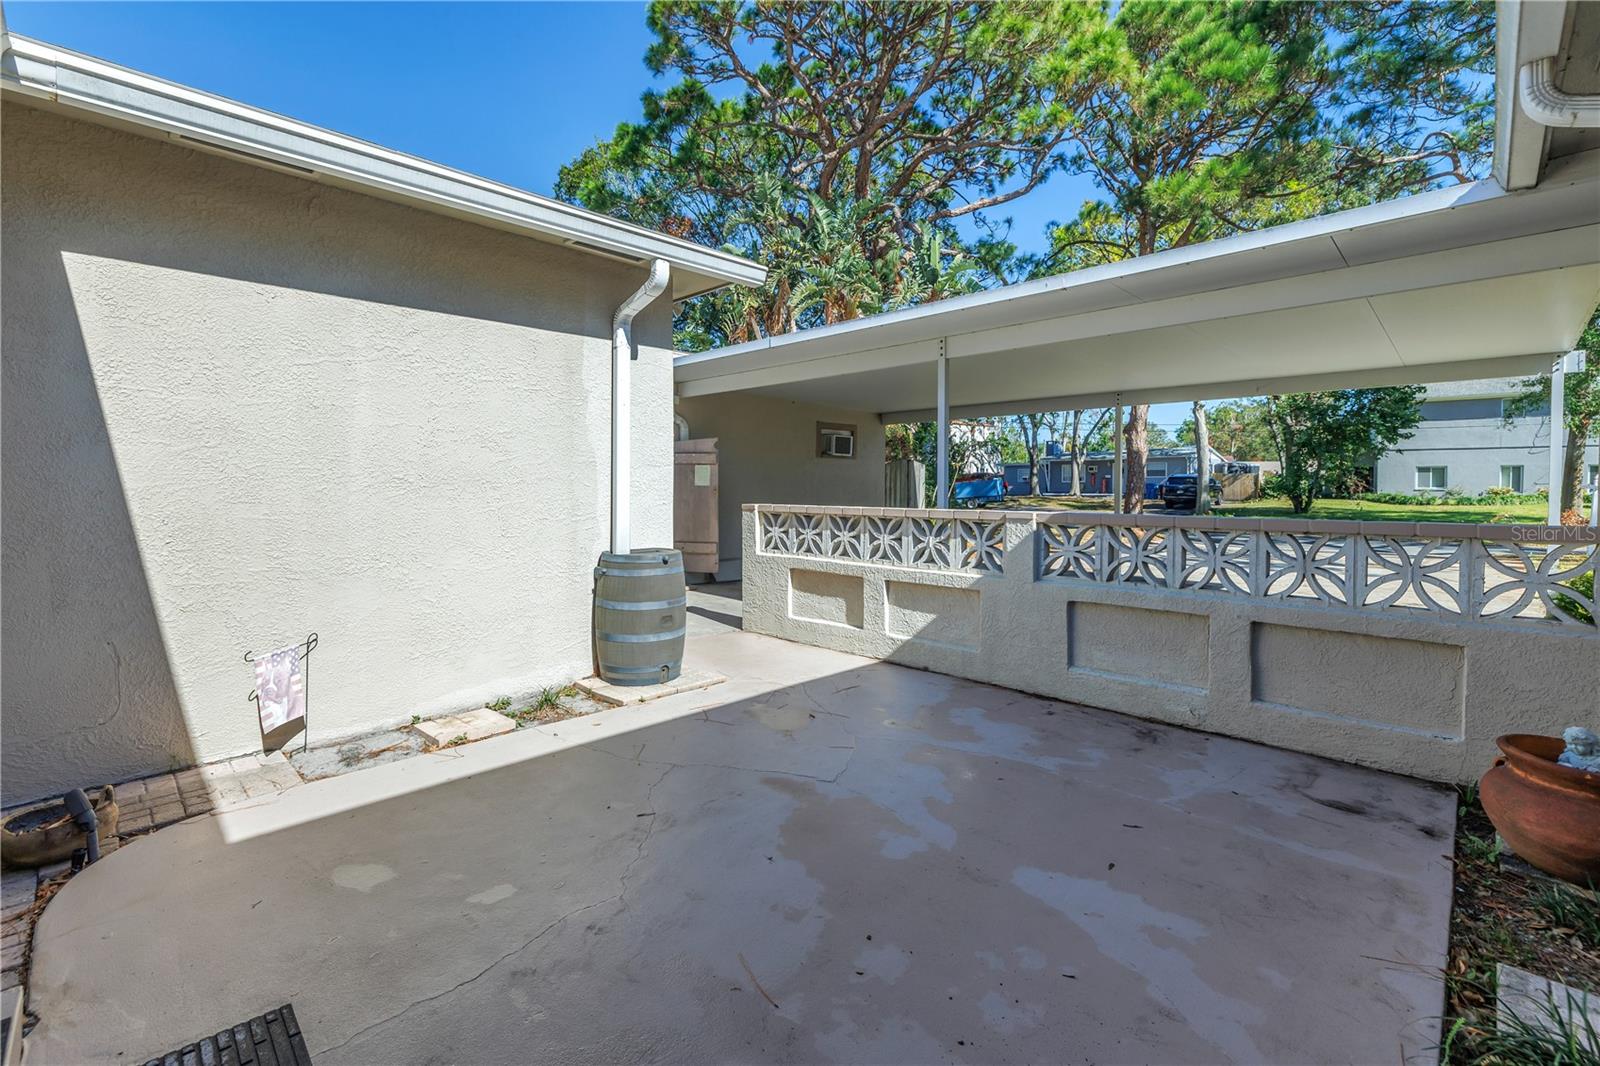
253, 645, 306, 733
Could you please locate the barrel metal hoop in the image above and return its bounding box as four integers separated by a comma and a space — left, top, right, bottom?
594, 596, 688, 612
596, 564, 683, 578
596, 627, 688, 644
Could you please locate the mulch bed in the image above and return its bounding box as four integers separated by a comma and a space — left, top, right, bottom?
1441, 787, 1600, 1062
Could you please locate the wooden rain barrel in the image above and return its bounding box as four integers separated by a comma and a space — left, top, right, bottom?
593, 548, 686, 687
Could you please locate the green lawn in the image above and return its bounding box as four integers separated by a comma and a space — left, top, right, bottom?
1005, 495, 1547, 524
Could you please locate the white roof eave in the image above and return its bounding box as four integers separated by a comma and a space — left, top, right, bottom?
0, 33, 766, 301
675, 154, 1600, 418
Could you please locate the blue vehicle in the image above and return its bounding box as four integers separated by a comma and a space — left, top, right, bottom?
951, 475, 1005, 508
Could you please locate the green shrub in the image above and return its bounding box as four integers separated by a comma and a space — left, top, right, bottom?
1531, 878, 1600, 947
1353, 489, 1550, 507
1356, 491, 1428, 505
1554, 569, 1595, 625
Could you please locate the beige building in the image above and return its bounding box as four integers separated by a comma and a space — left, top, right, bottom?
0, 37, 761, 804
674, 395, 886, 581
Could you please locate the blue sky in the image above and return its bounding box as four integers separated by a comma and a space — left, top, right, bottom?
6, 1, 1196, 431
5, 1, 1089, 254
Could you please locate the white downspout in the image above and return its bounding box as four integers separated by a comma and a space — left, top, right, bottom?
1519, 57, 1600, 128
611, 259, 671, 555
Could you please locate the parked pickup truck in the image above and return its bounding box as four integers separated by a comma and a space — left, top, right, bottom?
1158, 474, 1223, 511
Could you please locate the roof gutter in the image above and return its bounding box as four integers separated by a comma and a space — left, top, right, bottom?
1519, 56, 1600, 128
610, 260, 671, 555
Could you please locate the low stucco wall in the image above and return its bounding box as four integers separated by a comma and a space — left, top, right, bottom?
741, 506, 1600, 784
674, 394, 885, 579
2, 102, 675, 804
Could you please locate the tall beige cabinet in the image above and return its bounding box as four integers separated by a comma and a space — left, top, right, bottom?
674, 438, 719, 577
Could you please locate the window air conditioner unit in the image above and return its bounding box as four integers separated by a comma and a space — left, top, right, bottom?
821, 431, 854, 458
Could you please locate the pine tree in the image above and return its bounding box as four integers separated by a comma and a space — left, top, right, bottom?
1032, 0, 1493, 511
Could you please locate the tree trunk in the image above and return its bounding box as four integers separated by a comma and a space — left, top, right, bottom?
1561, 421, 1587, 517
1068, 410, 1082, 495
1022, 414, 1042, 498
1192, 400, 1211, 515
1122, 405, 1149, 513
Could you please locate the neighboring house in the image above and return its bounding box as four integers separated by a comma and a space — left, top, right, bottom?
949, 419, 1002, 474
1373, 377, 1600, 496
1004, 445, 1230, 496
0, 36, 762, 804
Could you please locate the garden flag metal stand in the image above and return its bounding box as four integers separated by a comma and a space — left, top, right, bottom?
246, 633, 317, 753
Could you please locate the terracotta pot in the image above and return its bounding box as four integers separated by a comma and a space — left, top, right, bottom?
1479, 735, 1600, 887
0, 786, 119, 868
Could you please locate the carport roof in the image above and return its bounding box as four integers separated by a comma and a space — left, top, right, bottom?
677, 1, 1600, 420
676, 160, 1600, 420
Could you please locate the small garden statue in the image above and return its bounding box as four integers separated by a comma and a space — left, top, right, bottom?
1557, 726, 1600, 773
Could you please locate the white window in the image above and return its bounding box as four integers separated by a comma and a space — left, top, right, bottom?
1146, 463, 1167, 479
1499, 465, 1524, 492
1415, 466, 1448, 490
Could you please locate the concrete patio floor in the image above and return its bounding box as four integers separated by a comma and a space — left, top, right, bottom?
25, 585, 1455, 1064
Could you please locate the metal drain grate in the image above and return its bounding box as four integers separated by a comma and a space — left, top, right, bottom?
141, 1004, 311, 1066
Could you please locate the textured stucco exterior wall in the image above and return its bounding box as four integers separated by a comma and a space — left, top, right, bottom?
674, 394, 885, 579
2, 102, 675, 804
742, 509, 1599, 784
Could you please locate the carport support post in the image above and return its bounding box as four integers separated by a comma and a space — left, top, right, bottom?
1547, 351, 1572, 526
1113, 397, 1124, 514
936, 338, 950, 509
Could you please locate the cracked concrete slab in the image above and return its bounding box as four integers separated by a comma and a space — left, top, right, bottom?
22, 590, 1454, 1064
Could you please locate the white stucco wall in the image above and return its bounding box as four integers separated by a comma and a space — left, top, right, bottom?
674, 394, 886, 580
742, 507, 1600, 785
2, 102, 675, 804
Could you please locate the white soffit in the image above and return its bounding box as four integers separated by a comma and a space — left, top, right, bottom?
0, 33, 765, 300
676, 157, 1600, 419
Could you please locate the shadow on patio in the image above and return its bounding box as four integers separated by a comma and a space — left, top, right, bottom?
24, 586, 1454, 1064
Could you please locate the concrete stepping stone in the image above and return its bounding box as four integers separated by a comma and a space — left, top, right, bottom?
1497, 963, 1599, 1041
412, 707, 516, 749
